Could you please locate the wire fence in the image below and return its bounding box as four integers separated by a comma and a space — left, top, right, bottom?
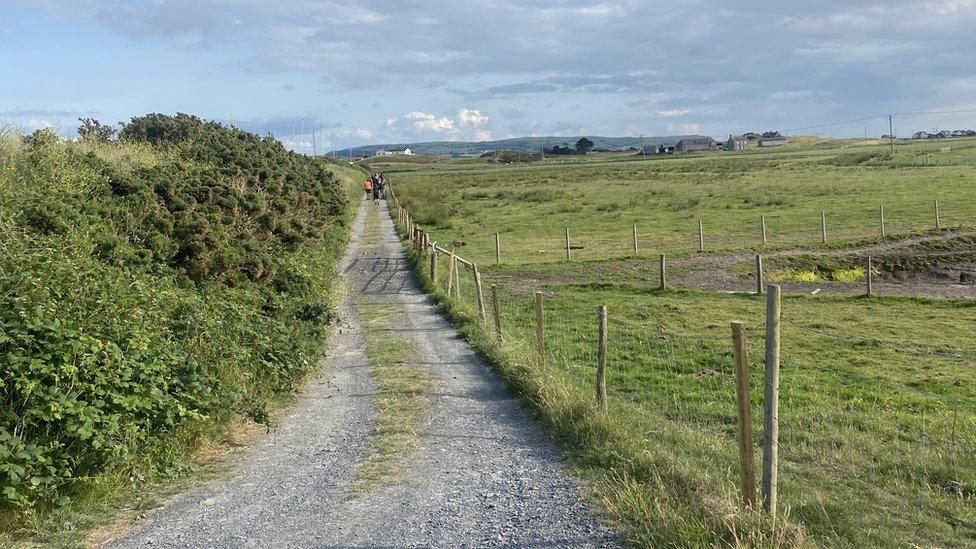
402, 195, 974, 267
387, 185, 976, 519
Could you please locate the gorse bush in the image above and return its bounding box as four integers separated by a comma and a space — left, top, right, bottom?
0, 115, 350, 514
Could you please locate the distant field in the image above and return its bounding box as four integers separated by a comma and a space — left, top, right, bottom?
389, 137, 976, 265
388, 138, 976, 546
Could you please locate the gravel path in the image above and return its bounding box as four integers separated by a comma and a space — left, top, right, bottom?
106, 198, 616, 548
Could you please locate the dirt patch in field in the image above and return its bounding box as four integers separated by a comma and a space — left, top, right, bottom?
489, 231, 976, 300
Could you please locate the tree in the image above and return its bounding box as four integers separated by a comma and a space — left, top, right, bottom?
77, 118, 117, 141
575, 137, 594, 154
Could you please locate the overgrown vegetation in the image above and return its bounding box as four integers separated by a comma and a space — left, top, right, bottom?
0, 114, 356, 537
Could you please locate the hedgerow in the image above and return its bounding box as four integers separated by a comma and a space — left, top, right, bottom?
0, 114, 350, 514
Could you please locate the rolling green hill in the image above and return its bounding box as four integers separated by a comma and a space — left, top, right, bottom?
330, 134, 706, 157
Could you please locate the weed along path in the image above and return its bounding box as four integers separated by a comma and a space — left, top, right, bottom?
107, 197, 615, 548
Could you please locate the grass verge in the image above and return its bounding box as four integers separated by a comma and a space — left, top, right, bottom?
351, 203, 432, 494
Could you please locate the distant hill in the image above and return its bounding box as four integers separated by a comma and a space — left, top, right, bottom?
328, 135, 708, 157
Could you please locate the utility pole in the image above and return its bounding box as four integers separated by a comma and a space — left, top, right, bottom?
640, 133, 646, 160
312, 131, 317, 157
888, 114, 894, 155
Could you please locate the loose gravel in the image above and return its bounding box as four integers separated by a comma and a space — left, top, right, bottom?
106, 198, 616, 548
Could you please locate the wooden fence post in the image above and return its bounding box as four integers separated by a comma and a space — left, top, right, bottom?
698, 220, 705, 252
935, 199, 941, 229
447, 252, 457, 296
491, 284, 502, 343
454, 260, 462, 297
821, 211, 827, 244
866, 256, 873, 297
596, 305, 608, 408
495, 232, 501, 264
732, 321, 757, 508
429, 245, 438, 284
632, 225, 638, 256
659, 253, 667, 290
565, 227, 572, 261
473, 263, 487, 325
760, 214, 767, 244
879, 205, 886, 238
755, 254, 764, 295
762, 285, 781, 518
535, 292, 546, 369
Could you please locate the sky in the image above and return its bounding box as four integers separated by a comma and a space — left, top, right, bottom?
3, 0, 976, 151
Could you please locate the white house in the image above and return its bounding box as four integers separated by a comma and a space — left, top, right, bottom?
389, 148, 413, 155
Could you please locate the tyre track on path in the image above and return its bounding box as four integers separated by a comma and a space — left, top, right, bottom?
107, 197, 615, 548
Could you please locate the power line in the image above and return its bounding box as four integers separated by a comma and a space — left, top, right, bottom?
782, 115, 884, 133
893, 108, 976, 117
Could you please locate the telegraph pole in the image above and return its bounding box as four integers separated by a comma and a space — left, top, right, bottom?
640, 133, 646, 160
888, 114, 894, 155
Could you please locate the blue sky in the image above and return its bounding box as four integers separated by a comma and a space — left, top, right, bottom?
3, 1, 976, 151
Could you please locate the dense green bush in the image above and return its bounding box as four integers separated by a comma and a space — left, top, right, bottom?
0, 115, 351, 512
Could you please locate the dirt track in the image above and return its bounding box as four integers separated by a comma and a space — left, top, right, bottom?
106, 198, 615, 548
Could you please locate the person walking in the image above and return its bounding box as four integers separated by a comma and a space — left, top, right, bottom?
363, 177, 372, 199
374, 178, 385, 201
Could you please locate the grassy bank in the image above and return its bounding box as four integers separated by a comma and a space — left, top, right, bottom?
0, 115, 364, 544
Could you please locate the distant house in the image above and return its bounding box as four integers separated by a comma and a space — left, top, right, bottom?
912, 131, 931, 140
758, 136, 789, 147
951, 130, 971, 137
376, 149, 394, 156
675, 137, 716, 152
388, 148, 413, 155
742, 132, 761, 142
725, 134, 748, 151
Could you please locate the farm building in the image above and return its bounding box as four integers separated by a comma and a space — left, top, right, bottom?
675, 137, 716, 152
388, 148, 413, 155
758, 136, 789, 147
643, 144, 675, 155
725, 135, 748, 151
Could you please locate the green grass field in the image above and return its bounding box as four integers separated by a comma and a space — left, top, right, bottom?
386, 139, 976, 547
390, 137, 976, 266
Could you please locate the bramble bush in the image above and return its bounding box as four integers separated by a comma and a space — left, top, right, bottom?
0, 114, 350, 514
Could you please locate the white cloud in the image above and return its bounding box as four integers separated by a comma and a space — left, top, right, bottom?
401, 50, 469, 64
355, 128, 373, 139
457, 108, 488, 127
404, 111, 456, 133
657, 109, 690, 118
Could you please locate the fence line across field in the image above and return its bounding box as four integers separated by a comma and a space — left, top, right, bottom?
387, 185, 974, 516
443, 202, 962, 267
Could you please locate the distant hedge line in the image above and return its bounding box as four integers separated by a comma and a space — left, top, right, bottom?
0, 114, 351, 510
